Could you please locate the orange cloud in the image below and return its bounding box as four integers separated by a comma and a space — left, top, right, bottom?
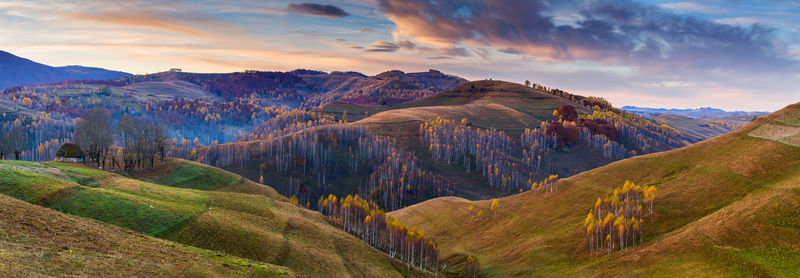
64, 10, 236, 37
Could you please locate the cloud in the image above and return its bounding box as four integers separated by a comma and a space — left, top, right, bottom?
287, 3, 350, 18
379, 0, 797, 74
658, 2, 717, 13
366, 41, 400, 52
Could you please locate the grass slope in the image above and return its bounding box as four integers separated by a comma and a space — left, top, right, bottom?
389, 103, 800, 277
0, 159, 419, 277
0, 193, 283, 277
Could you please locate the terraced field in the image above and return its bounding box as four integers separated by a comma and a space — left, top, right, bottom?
748, 108, 800, 147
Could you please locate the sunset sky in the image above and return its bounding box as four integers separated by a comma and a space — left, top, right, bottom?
1, 0, 798, 111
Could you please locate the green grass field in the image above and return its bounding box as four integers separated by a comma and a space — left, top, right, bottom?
0, 159, 422, 277
389, 103, 800, 277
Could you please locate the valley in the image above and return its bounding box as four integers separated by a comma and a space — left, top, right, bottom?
0, 44, 794, 276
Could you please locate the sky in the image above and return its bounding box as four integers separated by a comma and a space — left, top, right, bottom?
0, 0, 798, 111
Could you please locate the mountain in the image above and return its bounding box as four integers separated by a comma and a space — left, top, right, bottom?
0, 159, 422, 277
622, 106, 769, 118
0, 50, 131, 89
388, 102, 800, 276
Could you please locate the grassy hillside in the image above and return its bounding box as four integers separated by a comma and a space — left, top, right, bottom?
0, 193, 282, 277
320, 80, 583, 126
0, 159, 421, 277
389, 103, 800, 277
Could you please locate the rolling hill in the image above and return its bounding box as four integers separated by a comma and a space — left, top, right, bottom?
388, 103, 800, 276
188, 79, 710, 214
0, 192, 283, 277
649, 114, 741, 143
0, 159, 424, 277
0, 50, 130, 90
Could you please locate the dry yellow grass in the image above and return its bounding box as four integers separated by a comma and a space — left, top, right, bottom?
0, 194, 283, 277
389, 102, 800, 277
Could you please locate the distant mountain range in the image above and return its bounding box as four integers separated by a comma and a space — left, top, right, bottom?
0, 50, 131, 89
621, 106, 769, 118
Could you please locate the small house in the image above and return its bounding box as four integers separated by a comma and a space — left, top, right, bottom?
55, 143, 84, 163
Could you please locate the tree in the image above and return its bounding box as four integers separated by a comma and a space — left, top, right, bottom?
524, 80, 531, 87
490, 199, 499, 217
6, 125, 30, 160
555, 105, 578, 122
0, 127, 5, 160
75, 108, 114, 168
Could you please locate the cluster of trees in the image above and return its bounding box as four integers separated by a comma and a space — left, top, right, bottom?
188, 124, 455, 211
163, 137, 209, 159
588, 110, 684, 153
2, 84, 121, 118
72, 108, 166, 171
524, 79, 685, 154
584, 181, 657, 253
0, 113, 74, 161
580, 128, 631, 159
317, 194, 439, 272
528, 105, 639, 160
239, 110, 339, 142
363, 151, 455, 211
529, 174, 559, 194
520, 124, 557, 177
74, 108, 114, 167
2, 79, 283, 157
421, 117, 530, 193
115, 114, 167, 171
525, 80, 585, 103
185, 71, 307, 100
146, 98, 279, 145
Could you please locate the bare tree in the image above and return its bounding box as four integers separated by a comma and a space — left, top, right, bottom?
0, 126, 6, 160
116, 115, 166, 172
75, 108, 114, 168
4, 125, 30, 160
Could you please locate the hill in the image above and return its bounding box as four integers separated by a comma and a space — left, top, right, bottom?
0, 50, 130, 90
388, 103, 800, 276
622, 106, 768, 118
650, 114, 741, 143
0, 159, 423, 277
299, 69, 467, 107
187, 80, 705, 213
0, 193, 283, 277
